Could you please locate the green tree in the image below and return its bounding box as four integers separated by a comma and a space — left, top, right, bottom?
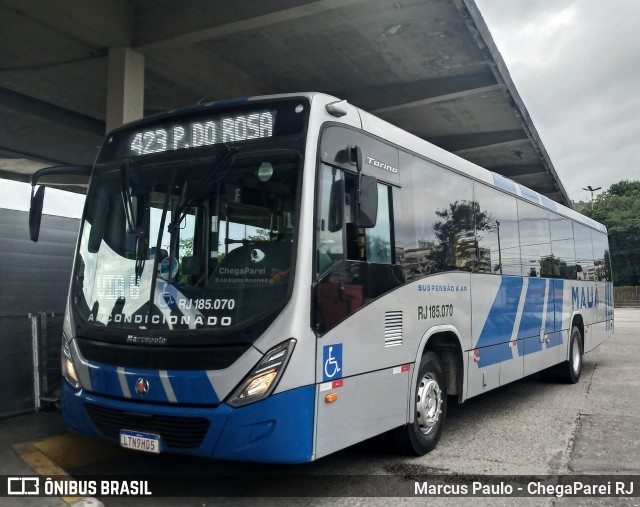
428, 200, 493, 271
179, 237, 193, 258
248, 228, 270, 241
582, 180, 640, 285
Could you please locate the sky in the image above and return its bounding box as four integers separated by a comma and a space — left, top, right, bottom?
475, 0, 640, 203
1, 0, 638, 215
0, 179, 85, 218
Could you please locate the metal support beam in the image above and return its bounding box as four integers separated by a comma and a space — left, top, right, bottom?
145, 46, 270, 102
0, 86, 104, 136
134, 0, 367, 52
507, 173, 557, 191
342, 72, 498, 112
427, 129, 528, 153
1, 0, 132, 48
0, 169, 29, 184
456, 0, 572, 207
106, 47, 145, 133
371, 84, 502, 115
490, 164, 547, 178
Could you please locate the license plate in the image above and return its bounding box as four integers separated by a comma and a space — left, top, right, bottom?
120, 429, 161, 454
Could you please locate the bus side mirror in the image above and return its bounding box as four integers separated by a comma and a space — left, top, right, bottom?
29, 185, 45, 242
347, 145, 378, 228
328, 178, 345, 232
352, 174, 378, 228
28, 164, 92, 242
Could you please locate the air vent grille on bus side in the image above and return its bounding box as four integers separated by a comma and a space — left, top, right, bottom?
76, 339, 249, 370
85, 404, 210, 449
384, 311, 403, 347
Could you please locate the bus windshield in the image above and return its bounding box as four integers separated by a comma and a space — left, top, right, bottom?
73, 149, 301, 334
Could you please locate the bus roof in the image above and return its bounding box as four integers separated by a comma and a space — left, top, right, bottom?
348, 96, 606, 235
112, 91, 607, 235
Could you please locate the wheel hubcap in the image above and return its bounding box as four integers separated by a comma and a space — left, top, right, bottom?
416, 373, 442, 435
571, 336, 581, 372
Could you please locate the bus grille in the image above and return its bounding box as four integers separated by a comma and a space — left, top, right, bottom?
76, 339, 249, 370
85, 404, 210, 449
384, 311, 403, 347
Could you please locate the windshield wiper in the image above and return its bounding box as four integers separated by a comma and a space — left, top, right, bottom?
120, 159, 150, 284
120, 159, 135, 233
167, 144, 238, 236
147, 168, 178, 316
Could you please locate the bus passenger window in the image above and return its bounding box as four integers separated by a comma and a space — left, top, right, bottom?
473, 184, 521, 276
518, 201, 551, 277
549, 214, 576, 279
592, 233, 611, 281
574, 224, 595, 280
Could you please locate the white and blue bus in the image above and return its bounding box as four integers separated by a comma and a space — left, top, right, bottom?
30, 92, 613, 463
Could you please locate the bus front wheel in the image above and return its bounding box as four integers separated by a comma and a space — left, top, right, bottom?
392, 351, 447, 456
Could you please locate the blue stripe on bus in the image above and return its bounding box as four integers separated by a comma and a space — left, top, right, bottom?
214, 385, 315, 463
120, 368, 170, 403
166, 371, 220, 404
605, 282, 614, 330
516, 278, 547, 356
544, 280, 554, 334
492, 174, 517, 194
87, 364, 219, 404
61, 381, 314, 463
540, 195, 558, 212
476, 276, 569, 367
520, 186, 540, 203
476, 276, 523, 367
546, 331, 563, 348
87, 363, 124, 399
554, 280, 564, 331
605, 282, 609, 325
546, 279, 564, 348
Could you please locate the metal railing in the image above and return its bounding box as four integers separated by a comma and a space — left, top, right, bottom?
0, 312, 62, 418
614, 286, 640, 307
30, 311, 63, 410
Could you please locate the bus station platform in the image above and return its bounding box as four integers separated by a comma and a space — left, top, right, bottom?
2, 308, 640, 506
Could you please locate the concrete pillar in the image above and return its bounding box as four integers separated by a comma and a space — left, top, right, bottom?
106, 47, 145, 133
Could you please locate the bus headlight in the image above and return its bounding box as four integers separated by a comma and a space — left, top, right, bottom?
61, 332, 81, 390
228, 339, 296, 407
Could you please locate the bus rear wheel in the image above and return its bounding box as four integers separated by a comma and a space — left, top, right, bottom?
555, 326, 583, 383
392, 351, 447, 455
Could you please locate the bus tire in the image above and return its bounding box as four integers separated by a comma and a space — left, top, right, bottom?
556, 326, 582, 383
392, 351, 447, 456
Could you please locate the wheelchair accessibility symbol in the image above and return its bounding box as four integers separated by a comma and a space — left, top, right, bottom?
156, 282, 177, 310
322, 343, 342, 381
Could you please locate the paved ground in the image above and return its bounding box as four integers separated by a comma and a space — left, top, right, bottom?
1, 308, 639, 506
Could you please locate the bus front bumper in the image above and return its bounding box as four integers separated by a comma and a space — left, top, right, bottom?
61, 380, 315, 463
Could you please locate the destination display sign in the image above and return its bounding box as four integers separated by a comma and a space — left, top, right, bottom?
96, 98, 309, 164
127, 110, 276, 157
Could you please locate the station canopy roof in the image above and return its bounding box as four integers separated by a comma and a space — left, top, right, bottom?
0, 0, 571, 206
